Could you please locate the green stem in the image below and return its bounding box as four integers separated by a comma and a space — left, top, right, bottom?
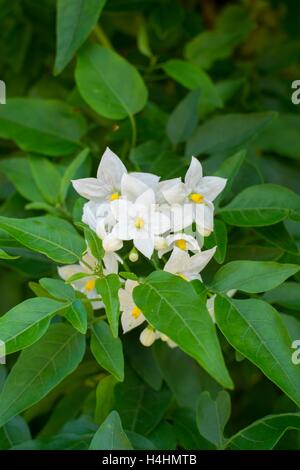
128, 113, 137, 152
94, 24, 113, 48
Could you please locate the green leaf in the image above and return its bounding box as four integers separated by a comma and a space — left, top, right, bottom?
0, 416, 31, 450
133, 272, 233, 389
0, 158, 43, 202
115, 368, 171, 435
89, 411, 132, 450
0, 99, 86, 156
172, 408, 214, 450
255, 223, 298, 255
55, 0, 106, 74
96, 275, 121, 338
215, 297, 300, 408
95, 375, 117, 425
0, 297, 66, 354
263, 282, 300, 311
219, 184, 300, 227
226, 413, 300, 450
29, 156, 61, 205
0, 216, 85, 264
255, 114, 300, 161
186, 112, 276, 156
75, 44, 148, 120
205, 219, 227, 264
0, 323, 85, 428
211, 261, 299, 293
64, 300, 88, 334
154, 342, 202, 409
166, 89, 200, 145
0, 248, 19, 260
148, 421, 177, 450
91, 322, 124, 381
80, 223, 104, 261
60, 147, 90, 202
196, 391, 231, 448
39, 278, 75, 301
124, 336, 162, 391
213, 149, 246, 202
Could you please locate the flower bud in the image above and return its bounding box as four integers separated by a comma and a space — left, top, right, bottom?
102, 235, 122, 252
139, 326, 157, 347
154, 236, 168, 251
129, 248, 139, 262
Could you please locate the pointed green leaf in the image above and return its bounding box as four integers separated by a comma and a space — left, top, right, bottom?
55, 0, 106, 74
65, 300, 88, 334
226, 413, 300, 450
75, 44, 148, 119
196, 391, 231, 448
133, 272, 233, 389
219, 184, 300, 227
0, 216, 85, 264
0, 297, 66, 354
89, 411, 132, 450
91, 322, 124, 381
0, 323, 86, 428
211, 261, 299, 293
96, 274, 121, 338
215, 297, 300, 408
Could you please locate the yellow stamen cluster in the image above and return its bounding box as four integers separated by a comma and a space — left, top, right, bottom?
189, 193, 204, 204
131, 306, 142, 319
175, 239, 187, 250
134, 217, 145, 229
110, 192, 120, 201
85, 279, 96, 291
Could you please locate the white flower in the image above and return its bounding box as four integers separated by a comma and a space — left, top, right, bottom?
140, 326, 160, 347
160, 157, 226, 235
72, 147, 127, 203
164, 246, 216, 281
121, 173, 160, 202
119, 280, 146, 333
82, 201, 123, 253
58, 250, 121, 309
111, 189, 170, 259
72, 147, 159, 204
157, 232, 200, 258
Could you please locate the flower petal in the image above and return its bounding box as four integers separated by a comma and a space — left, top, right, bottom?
197, 176, 227, 201
121, 174, 150, 202
72, 178, 107, 201
163, 247, 191, 274
184, 156, 203, 190
97, 147, 127, 190
189, 246, 216, 273
121, 309, 145, 333
131, 172, 160, 190
134, 237, 154, 259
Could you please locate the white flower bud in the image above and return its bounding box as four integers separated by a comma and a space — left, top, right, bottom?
102, 235, 122, 252
154, 236, 168, 251
129, 248, 139, 262
139, 326, 157, 347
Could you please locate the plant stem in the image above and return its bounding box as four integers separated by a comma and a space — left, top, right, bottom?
94, 24, 112, 48
128, 113, 137, 152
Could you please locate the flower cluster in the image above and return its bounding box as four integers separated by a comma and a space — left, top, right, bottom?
59, 148, 227, 348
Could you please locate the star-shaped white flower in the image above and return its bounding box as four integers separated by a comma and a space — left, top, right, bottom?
157, 232, 200, 258
160, 157, 226, 235
58, 250, 121, 309
163, 246, 216, 281
111, 188, 170, 259
119, 280, 146, 333
72, 147, 160, 203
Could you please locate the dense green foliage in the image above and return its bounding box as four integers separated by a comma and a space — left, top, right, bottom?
0, 0, 300, 451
